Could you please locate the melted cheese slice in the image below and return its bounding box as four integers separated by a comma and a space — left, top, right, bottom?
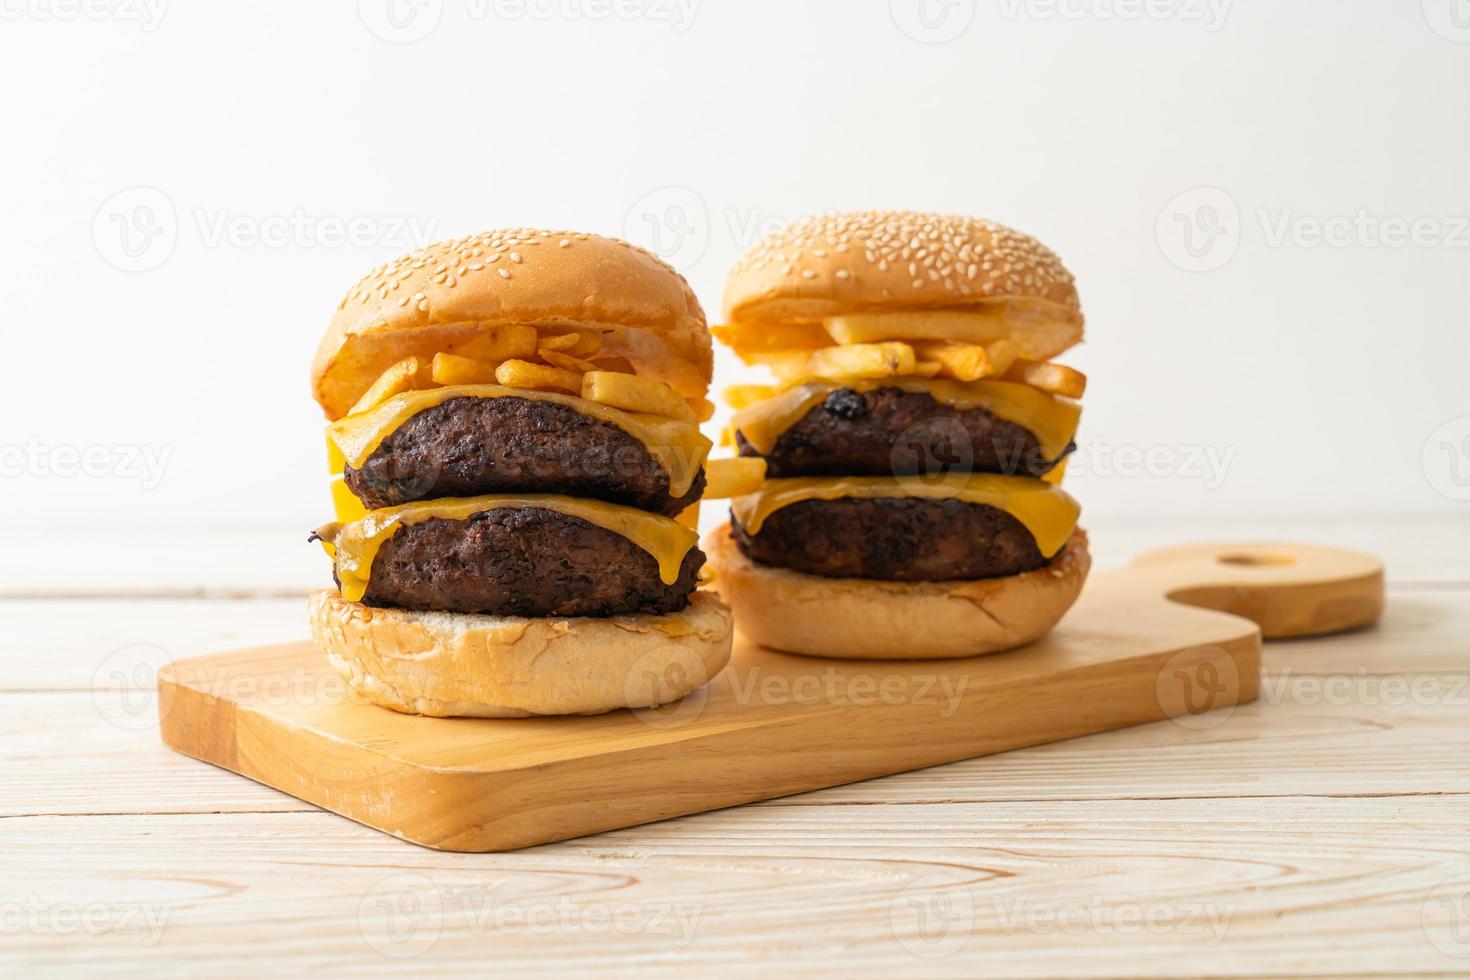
329, 474, 368, 523
730, 378, 1080, 463
324, 494, 699, 603
326, 385, 712, 498
730, 474, 1080, 558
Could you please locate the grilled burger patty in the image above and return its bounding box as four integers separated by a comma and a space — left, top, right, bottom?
344, 396, 705, 516
736, 386, 1069, 479
355, 508, 704, 617
731, 496, 1048, 581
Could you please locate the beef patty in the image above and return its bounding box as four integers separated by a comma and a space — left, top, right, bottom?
737, 386, 1070, 479
355, 507, 704, 617
344, 396, 705, 516
731, 496, 1048, 581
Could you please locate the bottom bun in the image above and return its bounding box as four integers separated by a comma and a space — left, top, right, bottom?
307, 589, 734, 718
704, 523, 1090, 660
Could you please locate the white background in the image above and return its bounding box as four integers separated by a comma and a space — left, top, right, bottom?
2, 0, 1467, 538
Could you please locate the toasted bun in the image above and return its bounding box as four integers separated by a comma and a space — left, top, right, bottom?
721, 210, 1082, 359
308, 589, 733, 718
312, 229, 713, 420
704, 523, 1090, 660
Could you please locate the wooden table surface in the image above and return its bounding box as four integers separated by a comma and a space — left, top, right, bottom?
5, 516, 1468, 977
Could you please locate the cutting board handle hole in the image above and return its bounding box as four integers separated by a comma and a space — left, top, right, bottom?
1217, 551, 1296, 567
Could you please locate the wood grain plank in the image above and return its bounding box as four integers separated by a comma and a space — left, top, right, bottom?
0, 597, 308, 691
169, 534, 1406, 850
3, 584, 1461, 693
3, 530, 1463, 976
2, 800, 1466, 977
5, 661, 1465, 819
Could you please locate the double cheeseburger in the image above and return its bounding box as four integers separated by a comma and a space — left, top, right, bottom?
307, 229, 734, 717
705, 211, 1091, 659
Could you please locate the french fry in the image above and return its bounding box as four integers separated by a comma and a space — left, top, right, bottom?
702, 457, 767, 498
914, 341, 993, 382
569, 330, 603, 358
537, 333, 581, 352
581, 371, 695, 423
692, 397, 716, 423
912, 360, 943, 378
451, 324, 537, 362
825, 311, 1011, 346
712, 321, 830, 354
759, 350, 822, 381
1003, 359, 1087, 399
983, 338, 1020, 377
723, 384, 779, 409
826, 306, 1083, 361
348, 356, 423, 415
494, 359, 583, 393
538, 330, 604, 356
431, 352, 498, 386
539, 348, 600, 373
804, 342, 917, 380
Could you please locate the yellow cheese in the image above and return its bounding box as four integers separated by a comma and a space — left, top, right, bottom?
325, 385, 712, 497
730, 377, 1080, 463
329, 475, 368, 523
730, 474, 1080, 558
325, 432, 345, 476
702, 457, 767, 499
324, 494, 699, 603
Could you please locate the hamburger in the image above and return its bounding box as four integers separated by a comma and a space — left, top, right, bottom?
307, 229, 734, 717
705, 211, 1091, 659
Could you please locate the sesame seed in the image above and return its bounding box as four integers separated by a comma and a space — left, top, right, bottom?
332, 227, 698, 322
727, 210, 1077, 308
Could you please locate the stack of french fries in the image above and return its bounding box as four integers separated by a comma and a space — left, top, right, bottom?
345, 323, 711, 426
712, 308, 1088, 438
712, 311, 1087, 399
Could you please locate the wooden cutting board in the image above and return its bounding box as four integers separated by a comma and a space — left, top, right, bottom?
157, 540, 1382, 852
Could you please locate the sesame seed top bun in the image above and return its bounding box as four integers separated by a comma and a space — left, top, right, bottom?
721, 210, 1083, 349
311, 229, 713, 421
